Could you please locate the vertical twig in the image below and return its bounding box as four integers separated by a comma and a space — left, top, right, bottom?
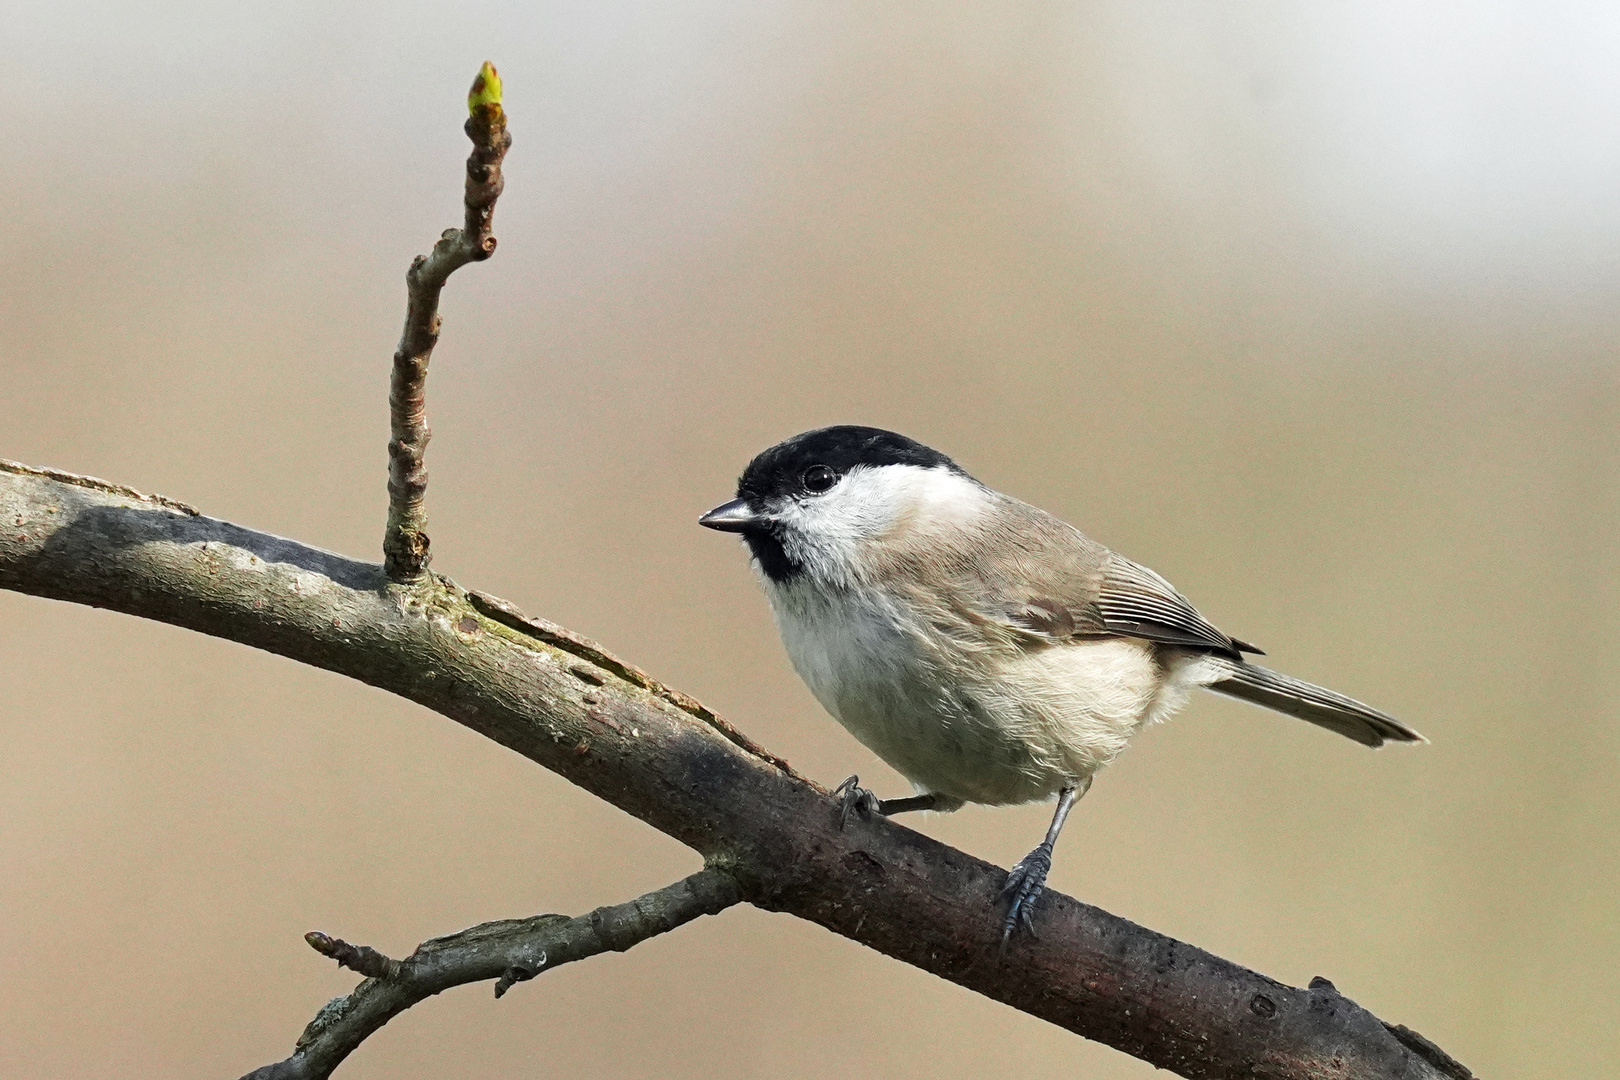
384, 62, 513, 580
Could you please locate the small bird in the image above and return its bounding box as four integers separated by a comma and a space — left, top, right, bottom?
699, 426, 1423, 944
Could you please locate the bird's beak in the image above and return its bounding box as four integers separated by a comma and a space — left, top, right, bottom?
698, 498, 764, 533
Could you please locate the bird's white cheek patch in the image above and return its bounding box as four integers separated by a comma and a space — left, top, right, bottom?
778, 465, 989, 581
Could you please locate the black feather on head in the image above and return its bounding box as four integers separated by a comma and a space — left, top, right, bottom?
736, 426, 963, 505
732, 426, 965, 583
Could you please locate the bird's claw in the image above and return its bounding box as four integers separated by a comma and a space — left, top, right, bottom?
833, 775, 881, 829
999, 841, 1054, 953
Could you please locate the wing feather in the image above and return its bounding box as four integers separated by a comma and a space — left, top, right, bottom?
947, 495, 1258, 658
1092, 554, 1259, 658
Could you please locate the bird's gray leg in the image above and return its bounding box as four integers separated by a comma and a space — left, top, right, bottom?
1000, 776, 1091, 950
833, 776, 947, 829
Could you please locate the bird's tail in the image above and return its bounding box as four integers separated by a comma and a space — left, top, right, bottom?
1200, 658, 1425, 747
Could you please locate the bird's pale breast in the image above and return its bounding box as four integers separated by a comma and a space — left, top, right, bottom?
766, 573, 1176, 805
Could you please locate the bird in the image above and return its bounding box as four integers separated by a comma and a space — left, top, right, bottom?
698, 425, 1424, 945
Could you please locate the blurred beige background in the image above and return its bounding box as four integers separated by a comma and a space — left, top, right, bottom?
2, 2, 1617, 1077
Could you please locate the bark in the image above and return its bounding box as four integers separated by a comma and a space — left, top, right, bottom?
245, 869, 741, 1080
383, 63, 512, 580
0, 460, 1472, 1080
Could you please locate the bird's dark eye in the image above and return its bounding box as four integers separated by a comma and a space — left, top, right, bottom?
802, 464, 837, 493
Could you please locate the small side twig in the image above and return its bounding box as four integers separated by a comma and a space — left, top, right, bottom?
383, 61, 513, 580
242, 867, 741, 1080
303, 933, 402, 980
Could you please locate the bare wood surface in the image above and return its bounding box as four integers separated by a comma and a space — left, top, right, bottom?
0, 460, 1472, 1080
242, 869, 741, 1080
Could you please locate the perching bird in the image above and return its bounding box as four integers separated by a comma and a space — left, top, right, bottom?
699, 426, 1424, 943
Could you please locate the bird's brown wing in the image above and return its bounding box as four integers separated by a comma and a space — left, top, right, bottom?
963, 496, 1259, 658
1089, 553, 1261, 658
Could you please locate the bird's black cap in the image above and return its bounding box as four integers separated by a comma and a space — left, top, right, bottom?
706, 426, 965, 583
735, 425, 963, 506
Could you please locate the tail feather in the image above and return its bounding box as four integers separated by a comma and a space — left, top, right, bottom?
1202, 659, 1425, 748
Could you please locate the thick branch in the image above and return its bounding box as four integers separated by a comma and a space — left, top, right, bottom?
384, 62, 512, 580
242, 868, 741, 1080
0, 462, 1471, 1080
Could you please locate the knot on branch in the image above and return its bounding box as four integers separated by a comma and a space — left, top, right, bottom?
493, 952, 546, 999
382, 528, 431, 578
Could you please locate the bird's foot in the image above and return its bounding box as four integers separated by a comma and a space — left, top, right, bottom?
833, 775, 881, 829
1000, 840, 1054, 951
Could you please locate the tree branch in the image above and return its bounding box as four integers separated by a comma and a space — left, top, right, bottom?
241, 868, 741, 1080
383, 61, 512, 581
0, 60, 1472, 1080
0, 460, 1470, 1080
